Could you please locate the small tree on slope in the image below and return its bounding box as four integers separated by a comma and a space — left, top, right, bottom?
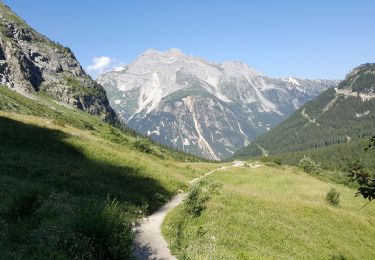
349, 135, 375, 202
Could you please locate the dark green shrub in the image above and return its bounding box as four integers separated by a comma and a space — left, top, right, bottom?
83, 122, 94, 130
349, 136, 375, 201
132, 138, 168, 159
133, 138, 153, 153
184, 185, 209, 216
298, 156, 321, 174
259, 156, 270, 163
273, 157, 282, 165
184, 180, 221, 217
258, 156, 282, 166
104, 127, 129, 144
326, 188, 340, 206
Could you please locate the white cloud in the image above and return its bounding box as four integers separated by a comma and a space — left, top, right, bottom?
86, 56, 124, 78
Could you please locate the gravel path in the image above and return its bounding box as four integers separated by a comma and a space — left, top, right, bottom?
132, 161, 251, 259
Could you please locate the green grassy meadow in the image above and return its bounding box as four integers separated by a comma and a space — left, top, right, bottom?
0, 86, 218, 259
163, 165, 375, 259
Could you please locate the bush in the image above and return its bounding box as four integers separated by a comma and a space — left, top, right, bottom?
184, 185, 209, 217
133, 138, 153, 154
83, 122, 94, 130
298, 156, 321, 174
326, 188, 340, 206
184, 180, 221, 217
349, 137, 375, 201
104, 127, 129, 144
132, 138, 167, 159
272, 157, 282, 165
259, 156, 282, 166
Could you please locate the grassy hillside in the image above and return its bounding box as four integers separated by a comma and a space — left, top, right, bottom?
0, 85, 203, 162
0, 86, 218, 258
163, 165, 375, 259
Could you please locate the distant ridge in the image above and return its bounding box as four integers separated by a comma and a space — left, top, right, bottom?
234, 63, 375, 169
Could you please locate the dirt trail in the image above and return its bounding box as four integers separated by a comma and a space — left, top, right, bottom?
132, 161, 256, 259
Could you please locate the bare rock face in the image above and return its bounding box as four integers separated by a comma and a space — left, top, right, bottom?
0, 4, 116, 121
98, 49, 339, 160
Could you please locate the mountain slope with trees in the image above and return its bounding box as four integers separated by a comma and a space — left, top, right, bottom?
234, 64, 375, 169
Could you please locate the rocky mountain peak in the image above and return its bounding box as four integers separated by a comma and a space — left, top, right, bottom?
349, 63, 375, 76
338, 63, 375, 94
98, 49, 339, 160
140, 48, 185, 61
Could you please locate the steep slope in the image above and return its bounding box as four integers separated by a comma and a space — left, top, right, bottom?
98, 48, 338, 160
234, 63, 375, 167
0, 3, 116, 121
0, 84, 218, 258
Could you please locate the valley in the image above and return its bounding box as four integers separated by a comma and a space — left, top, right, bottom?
0, 2, 374, 260
234, 64, 375, 170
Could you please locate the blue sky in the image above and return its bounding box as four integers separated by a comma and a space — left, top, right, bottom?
4, 0, 375, 79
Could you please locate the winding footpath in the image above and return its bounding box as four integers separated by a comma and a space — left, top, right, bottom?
132, 161, 248, 260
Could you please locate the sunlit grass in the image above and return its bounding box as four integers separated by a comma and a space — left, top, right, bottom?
163, 165, 375, 259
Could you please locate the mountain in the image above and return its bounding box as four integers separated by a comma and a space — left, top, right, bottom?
0, 3, 116, 121
98, 48, 338, 160
234, 63, 375, 169
0, 5, 215, 258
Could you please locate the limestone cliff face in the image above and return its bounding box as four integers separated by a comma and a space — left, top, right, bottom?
98, 49, 339, 160
0, 4, 116, 121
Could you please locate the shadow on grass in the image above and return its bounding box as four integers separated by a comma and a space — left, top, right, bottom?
0, 116, 173, 259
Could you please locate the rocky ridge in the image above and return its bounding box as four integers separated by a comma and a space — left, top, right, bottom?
0, 4, 116, 121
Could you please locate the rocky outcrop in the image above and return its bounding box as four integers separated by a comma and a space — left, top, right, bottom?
337, 63, 375, 95
0, 4, 116, 121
